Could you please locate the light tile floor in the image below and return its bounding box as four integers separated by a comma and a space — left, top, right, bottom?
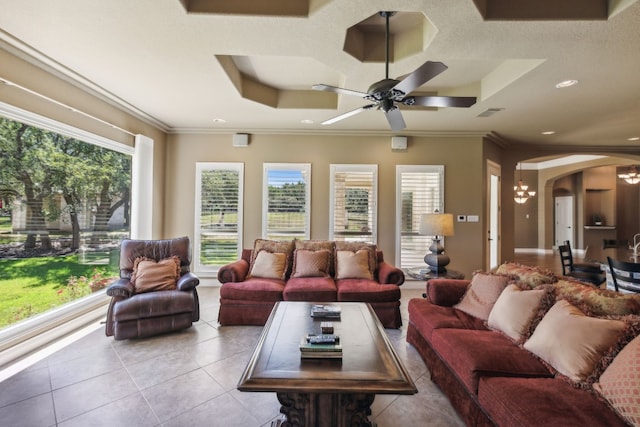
0, 286, 465, 427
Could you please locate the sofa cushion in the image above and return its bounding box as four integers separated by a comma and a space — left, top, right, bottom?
283, 277, 337, 302
335, 241, 377, 275
113, 290, 194, 321
337, 279, 400, 303
131, 256, 181, 293
495, 262, 557, 288
594, 334, 640, 426
431, 328, 552, 394
487, 284, 549, 343
524, 300, 626, 383
249, 250, 288, 280
454, 272, 511, 321
478, 376, 629, 427
292, 249, 331, 278
408, 298, 487, 341
219, 278, 285, 302
335, 249, 373, 280
554, 278, 640, 316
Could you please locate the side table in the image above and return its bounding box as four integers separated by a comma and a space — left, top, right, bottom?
406, 267, 465, 281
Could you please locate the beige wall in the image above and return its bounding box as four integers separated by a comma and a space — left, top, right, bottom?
165, 133, 486, 278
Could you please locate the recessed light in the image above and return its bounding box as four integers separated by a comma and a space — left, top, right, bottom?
555, 80, 578, 89
301, 119, 314, 124
628, 137, 640, 141
542, 131, 556, 135
212, 118, 227, 124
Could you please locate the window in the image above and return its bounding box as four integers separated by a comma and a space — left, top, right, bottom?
330, 164, 377, 243
194, 163, 243, 273
396, 165, 444, 268
262, 163, 310, 240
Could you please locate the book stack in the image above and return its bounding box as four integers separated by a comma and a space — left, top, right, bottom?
310, 304, 341, 319
299, 339, 343, 359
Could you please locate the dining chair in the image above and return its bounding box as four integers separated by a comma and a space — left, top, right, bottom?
607, 256, 640, 293
559, 244, 606, 286
562, 241, 603, 274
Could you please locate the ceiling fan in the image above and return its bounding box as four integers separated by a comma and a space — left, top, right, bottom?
312, 11, 477, 131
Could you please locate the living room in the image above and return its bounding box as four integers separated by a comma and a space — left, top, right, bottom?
1, 1, 640, 426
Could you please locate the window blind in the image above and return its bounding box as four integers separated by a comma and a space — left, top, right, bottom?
330, 165, 377, 243
263, 163, 310, 240
396, 165, 444, 268
194, 163, 243, 273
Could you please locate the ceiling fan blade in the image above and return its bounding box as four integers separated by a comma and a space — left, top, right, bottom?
392, 61, 448, 96
312, 84, 367, 98
409, 95, 477, 108
385, 107, 406, 131
321, 104, 376, 126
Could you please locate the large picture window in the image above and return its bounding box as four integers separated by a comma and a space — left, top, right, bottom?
395, 165, 444, 268
330, 164, 377, 243
263, 163, 310, 240
194, 163, 243, 274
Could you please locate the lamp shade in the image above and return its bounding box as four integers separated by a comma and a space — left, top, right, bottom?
419, 213, 454, 237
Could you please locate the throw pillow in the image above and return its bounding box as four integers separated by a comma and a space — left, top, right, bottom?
453, 272, 511, 321
495, 262, 556, 289
335, 249, 373, 280
487, 284, 547, 343
131, 256, 181, 293
292, 249, 331, 278
334, 241, 377, 275
249, 250, 288, 280
295, 240, 335, 274
523, 300, 626, 383
554, 278, 640, 316
248, 239, 294, 278
594, 335, 640, 426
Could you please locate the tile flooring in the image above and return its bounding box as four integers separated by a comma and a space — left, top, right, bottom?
0, 286, 465, 427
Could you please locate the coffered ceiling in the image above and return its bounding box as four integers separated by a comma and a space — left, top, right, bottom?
0, 0, 639, 148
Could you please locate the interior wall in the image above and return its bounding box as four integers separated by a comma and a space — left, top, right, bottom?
0, 46, 168, 238
165, 133, 486, 278
514, 169, 538, 248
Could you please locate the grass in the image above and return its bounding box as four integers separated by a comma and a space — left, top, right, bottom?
0, 255, 118, 328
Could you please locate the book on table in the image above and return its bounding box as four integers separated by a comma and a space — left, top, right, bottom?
299, 338, 342, 359
310, 304, 341, 318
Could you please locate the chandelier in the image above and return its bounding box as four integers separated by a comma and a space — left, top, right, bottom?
618, 166, 640, 184
514, 163, 536, 204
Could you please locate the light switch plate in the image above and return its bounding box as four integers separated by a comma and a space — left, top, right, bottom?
467, 215, 479, 222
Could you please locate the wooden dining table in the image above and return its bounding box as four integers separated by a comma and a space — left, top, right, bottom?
584, 244, 640, 265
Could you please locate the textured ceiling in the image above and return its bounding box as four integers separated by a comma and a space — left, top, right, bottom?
0, 0, 639, 149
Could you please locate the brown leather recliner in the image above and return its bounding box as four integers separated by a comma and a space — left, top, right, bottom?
105, 236, 200, 340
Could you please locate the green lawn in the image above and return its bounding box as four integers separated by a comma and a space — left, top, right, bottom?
0, 255, 118, 328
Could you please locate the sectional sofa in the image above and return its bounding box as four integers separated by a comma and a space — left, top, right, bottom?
217, 239, 405, 328
407, 262, 640, 427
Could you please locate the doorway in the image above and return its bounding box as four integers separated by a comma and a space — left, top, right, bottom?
487, 160, 501, 270
555, 195, 574, 248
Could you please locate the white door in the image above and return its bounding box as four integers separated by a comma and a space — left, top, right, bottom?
555, 196, 574, 247
486, 161, 501, 270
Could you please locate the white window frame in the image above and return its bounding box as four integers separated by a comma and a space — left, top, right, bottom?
194, 162, 244, 275
329, 164, 378, 244
395, 165, 445, 269
262, 163, 311, 240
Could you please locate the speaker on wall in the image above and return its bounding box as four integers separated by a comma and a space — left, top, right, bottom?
391, 136, 407, 150
232, 133, 249, 147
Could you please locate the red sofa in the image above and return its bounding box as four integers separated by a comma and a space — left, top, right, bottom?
407, 263, 640, 427
217, 239, 405, 328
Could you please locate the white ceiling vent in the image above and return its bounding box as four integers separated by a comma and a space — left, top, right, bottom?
477, 108, 504, 117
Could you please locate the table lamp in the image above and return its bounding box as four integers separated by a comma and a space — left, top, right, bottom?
419, 213, 455, 274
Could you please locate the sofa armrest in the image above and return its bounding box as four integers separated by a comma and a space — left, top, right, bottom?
177, 272, 200, 291
106, 278, 134, 298
217, 259, 250, 283
377, 261, 405, 285
425, 278, 470, 306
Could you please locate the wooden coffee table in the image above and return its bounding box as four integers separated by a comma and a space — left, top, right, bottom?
237, 302, 417, 427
